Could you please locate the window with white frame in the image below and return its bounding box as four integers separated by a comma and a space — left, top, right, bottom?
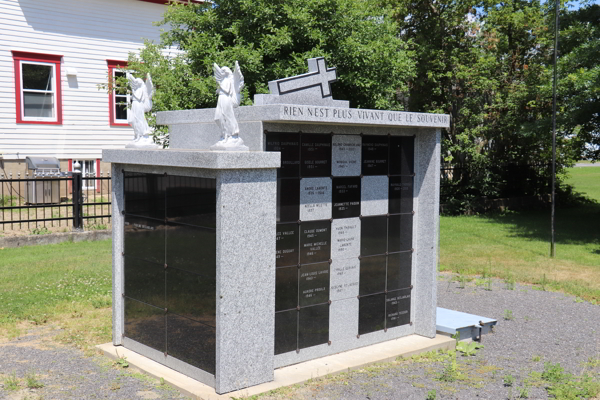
107, 60, 129, 126
12, 51, 62, 124
74, 160, 97, 190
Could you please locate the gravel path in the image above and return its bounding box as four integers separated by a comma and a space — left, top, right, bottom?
1, 275, 598, 400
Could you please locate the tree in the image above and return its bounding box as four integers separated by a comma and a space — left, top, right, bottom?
126, 0, 415, 145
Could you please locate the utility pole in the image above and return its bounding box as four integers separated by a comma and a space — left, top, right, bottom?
550, 0, 559, 258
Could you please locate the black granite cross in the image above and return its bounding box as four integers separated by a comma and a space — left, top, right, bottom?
275, 57, 338, 98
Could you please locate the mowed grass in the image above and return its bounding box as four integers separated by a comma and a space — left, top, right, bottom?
0, 240, 112, 350
440, 166, 600, 303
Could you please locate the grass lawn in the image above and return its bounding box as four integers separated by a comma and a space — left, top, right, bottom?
0, 166, 597, 350
0, 240, 112, 350
440, 166, 600, 303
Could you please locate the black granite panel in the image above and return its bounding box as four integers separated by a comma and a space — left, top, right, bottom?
276, 223, 299, 267
299, 262, 330, 307
385, 289, 411, 328
124, 215, 165, 264
301, 134, 332, 178
167, 267, 216, 327
359, 255, 386, 296
125, 298, 165, 353
389, 176, 414, 214
358, 294, 385, 335
299, 220, 331, 264
389, 136, 414, 176
124, 172, 166, 219
266, 133, 301, 178
332, 177, 361, 219
298, 304, 329, 349
166, 223, 216, 277
277, 178, 300, 223
124, 256, 165, 308
388, 214, 413, 253
361, 135, 389, 176
275, 310, 297, 355
360, 215, 387, 256
387, 251, 412, 291
275, 266, 298, 312
167, 313, 215, 374
166, 176, 216, 228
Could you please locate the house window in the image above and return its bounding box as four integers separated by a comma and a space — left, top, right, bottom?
107, 60, 129, 126
73, 160, 97, 190
12, 51, 63, 124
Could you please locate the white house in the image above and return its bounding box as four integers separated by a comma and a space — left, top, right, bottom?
0, 0, 192, 179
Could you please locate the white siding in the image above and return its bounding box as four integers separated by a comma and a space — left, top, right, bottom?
0, 0, 167, 160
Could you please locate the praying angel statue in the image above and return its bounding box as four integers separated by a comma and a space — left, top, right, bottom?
210, 61, 248, 151
125, 72, 158, 148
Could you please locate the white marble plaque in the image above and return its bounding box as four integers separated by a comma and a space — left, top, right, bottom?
361, 175, 389, 216
332, 135, 361, 176
300, 177, 332, 221
331, 217, 360, 259
329, 297, 359, 342
330, 258, 360, 301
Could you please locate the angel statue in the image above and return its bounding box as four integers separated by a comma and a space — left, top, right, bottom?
125, 72, 158, 148
210, 61, 248, 151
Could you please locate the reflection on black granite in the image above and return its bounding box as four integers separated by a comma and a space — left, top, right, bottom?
276, 266, 298, 312
124, 215, 165, 264
299, 262, 330, 307
125, 298, 165, 352
359, 255, 386, 296
358, 294, 385, 335
386, 289, 411, 328
124, 256, 165, 308
167, 313, 215, 374
301, 134, 332, 177
299, 220, 331, 264
277, 179, 300, 223
167, 267, 216, 327
387, 251, 412, 291
275, 310, 297, 355
266, 133, 301, 178
166, 176, 216, 228
332, 177, 361, 219
166, 223, 216, 277
388, 214, 413, 253
124, 172, 166, 219
389, 136, 414, 176
389, 176, 414, 214
298, 304, 329, 349
360, 215, 387, 256
362, 135, 388, 176
276, 223, 299, 267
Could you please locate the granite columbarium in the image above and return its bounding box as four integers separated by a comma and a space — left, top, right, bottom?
103, 57, 449, 395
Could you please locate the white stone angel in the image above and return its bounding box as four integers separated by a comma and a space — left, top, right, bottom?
212, 61, 245, 147
126, 72, 154, 143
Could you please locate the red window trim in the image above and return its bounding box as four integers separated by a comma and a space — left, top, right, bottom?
107, 60, 129, 127
12, 51, 63, 125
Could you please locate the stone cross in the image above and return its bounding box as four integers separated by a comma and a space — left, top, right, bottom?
269, 57, 338, 98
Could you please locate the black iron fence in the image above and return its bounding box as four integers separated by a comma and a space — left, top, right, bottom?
0, 171, 112, 233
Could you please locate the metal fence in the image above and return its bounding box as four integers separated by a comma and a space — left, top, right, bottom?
0, 171, 112, 233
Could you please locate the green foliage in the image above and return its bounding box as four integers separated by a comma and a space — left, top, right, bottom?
437, 358, 461, 382
426, 389, 437, 400
503, 309, 514, 321
30, 226, 50, 235
3, 372, 19, 391
504, 374, 515, 387
25, 372, 44, 389
519, 386, 529, 398
456, 341, 484, 356
504, 274, 516, 290
114, 356, 129, 369
541, 362, 600, 400
0, 195, 17, 207
124, 0, 414, 146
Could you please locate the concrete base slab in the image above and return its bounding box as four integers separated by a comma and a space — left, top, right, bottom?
97, 334, 455, 399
